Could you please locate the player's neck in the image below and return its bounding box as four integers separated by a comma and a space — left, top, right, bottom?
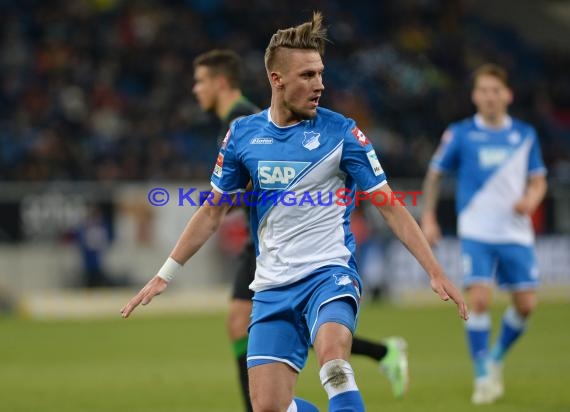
216, 89, 244, 120
476, 113, 510, 130
269, 101, 303, 127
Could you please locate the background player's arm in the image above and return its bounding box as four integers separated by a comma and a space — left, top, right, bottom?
514, 174, 547, 215
420, 168, 443, 246
121, 190, 233, 318
373, 183, 468, 320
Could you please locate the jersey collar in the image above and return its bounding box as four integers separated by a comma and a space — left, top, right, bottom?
474, 114, 512, 131
267, 108, 305, 130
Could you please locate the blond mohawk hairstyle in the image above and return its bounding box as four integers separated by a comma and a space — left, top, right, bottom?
264, 11, 328, 71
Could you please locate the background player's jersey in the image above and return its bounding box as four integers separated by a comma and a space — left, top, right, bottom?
430, 114, 547, 245
217, 96, 259, 245
211, 107, 387, 292
217, 96, 259, 146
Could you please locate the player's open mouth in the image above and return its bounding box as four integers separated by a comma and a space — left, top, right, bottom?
309, 96, 320, 107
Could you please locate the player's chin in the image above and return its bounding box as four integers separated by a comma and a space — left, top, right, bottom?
303, 107, 318, 119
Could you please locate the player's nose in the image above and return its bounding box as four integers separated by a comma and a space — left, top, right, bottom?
315, 76, 324, 91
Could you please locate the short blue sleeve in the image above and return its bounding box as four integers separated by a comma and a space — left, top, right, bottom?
210, 125, 249, 193
430, 127, 460, 173
340, 120, 387, 192
527, 128, 547, 176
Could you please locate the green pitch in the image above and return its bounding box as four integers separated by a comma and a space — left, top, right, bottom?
1, 301, 568, 412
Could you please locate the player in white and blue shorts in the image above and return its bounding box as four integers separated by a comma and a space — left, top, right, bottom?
421, 64, 547, 404
122, 12, 467, 412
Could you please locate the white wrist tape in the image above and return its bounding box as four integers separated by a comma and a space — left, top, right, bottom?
156, 257, 182, 283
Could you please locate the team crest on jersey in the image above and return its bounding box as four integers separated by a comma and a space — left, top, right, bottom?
333, 274, 361, 300
351, 126, 370, 147
333, 274, 352, 286
508, 132, 521, 145
213, 153, 224, 177
302, 131, 320, 150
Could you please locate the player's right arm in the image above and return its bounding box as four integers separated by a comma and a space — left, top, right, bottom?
120, 192, 233, 318
420, 169, 443, 246
122, 122, 248, 318
420, 127, 459, 246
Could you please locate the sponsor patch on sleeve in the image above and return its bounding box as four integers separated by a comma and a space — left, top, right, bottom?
351, 126, 370, 147
221, 130, 230, 149
366, 150, 383, 176
213, 153, 224, 177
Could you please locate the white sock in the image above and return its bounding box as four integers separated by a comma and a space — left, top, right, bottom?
319, 359, 359, 399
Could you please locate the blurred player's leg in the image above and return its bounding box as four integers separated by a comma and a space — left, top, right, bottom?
465, 285, 497, 404
489, 291, 537, 399
352, 335, 409, 397
378, 336, 409, 398
351, 336, 387, 360
228, 244, 256, 412
227, 299, 253, 412
487, 245, 539, 401
462, 240, 501, 404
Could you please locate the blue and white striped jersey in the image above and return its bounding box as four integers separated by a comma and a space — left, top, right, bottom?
211, 107, 387, 291
430, 114, 547, 245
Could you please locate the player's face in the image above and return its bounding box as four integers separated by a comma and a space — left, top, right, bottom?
472, 74, 513, 119
193, 66, 219, 112
279, 50, 324, 120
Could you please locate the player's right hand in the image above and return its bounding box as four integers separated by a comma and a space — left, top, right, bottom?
120, 275, 168, 318
430, 273, 468, 321
420, 215, 442, 247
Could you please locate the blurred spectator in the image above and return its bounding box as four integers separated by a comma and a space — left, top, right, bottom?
75, 204, 117, 287
0, 0, 568, 182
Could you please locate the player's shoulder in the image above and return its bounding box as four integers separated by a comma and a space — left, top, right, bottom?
315, 107, 353, 129
231, 109, 267, 132
448, 117, 476, 133
510, 117, 537, 136
225, 110, 268, 149
314, 108, 358, 144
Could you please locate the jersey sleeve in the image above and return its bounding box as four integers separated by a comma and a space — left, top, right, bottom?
527, 127, 547, 176
340, 120, 387, 193
210, 125, 249, 194
430, 127, 460, 173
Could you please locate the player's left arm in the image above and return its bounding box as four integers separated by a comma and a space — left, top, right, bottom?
514, 174, 547, 215
372, 183, 468, 320
514, 129, 548, 215
340, 120, 466, 318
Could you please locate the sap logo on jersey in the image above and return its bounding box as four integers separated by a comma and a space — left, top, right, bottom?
478, 146, 512, 168
258, 161, 311, 189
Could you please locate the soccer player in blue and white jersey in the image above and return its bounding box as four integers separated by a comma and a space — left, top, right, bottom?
122, 12, 467, 412
421, 64, 548, 405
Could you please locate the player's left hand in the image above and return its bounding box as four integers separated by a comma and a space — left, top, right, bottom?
514, 198, 532, 215
430, 274, 468, 321
120, 276, 168, 318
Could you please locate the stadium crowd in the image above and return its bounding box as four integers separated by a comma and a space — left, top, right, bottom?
1, 0, 569, 182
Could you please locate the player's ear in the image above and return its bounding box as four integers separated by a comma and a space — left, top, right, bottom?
270, 71, 284, 89
506, 87, 514, 105
470, 88, 478, 107
214, 74, 227, 90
